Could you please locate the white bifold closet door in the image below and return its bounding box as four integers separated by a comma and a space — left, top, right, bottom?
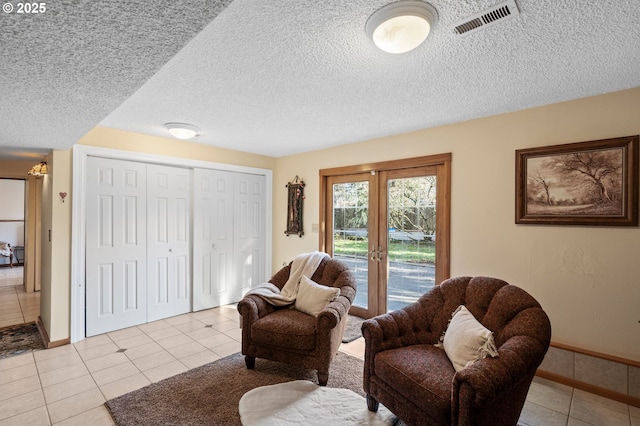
85, 157, 265, 336
146, 164, 192, 322
193, 169, 266, 311
85, 157, 148, 336
86, 158, 192, 336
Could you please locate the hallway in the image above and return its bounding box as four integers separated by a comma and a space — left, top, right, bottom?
0, 269, 40, 329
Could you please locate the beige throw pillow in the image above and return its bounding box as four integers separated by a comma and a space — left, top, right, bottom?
294, 275, 340, 316
442, 305, 499, 372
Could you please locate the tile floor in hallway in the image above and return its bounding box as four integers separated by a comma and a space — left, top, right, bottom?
0, 284, 39, 329
0, 306, 638, 426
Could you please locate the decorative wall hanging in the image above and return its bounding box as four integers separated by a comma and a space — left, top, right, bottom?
515, 135, 638, 226
285, 175, 305, 237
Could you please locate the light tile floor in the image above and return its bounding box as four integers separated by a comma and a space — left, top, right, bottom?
0, 284, 39, 329
0, 306, 638, 426
0, 266, 24, 288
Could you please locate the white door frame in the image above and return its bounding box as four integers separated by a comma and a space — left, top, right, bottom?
71, 145, 273, 343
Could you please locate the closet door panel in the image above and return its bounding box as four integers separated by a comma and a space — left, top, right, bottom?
86, 157, 147, 336
193, 169, 235, 310
234, 174, 266, 300
147, 164, 192, 321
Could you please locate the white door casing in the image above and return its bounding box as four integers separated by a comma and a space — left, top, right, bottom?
85, 157, 147, 336
146, 164, 192, 321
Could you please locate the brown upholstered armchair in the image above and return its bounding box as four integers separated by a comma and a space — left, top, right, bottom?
237, 256, 356, 385
362, 276, 551, 426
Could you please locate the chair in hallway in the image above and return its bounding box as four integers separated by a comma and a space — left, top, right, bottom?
0, 242, 13, 268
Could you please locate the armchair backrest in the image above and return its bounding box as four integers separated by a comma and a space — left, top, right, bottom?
269, 257, 357, 304
403, 276, 551, 365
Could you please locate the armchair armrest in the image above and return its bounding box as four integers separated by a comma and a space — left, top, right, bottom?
237, 294, 277, 326
452, 335, 548, 421
317, 267, 356, 332
317, 294, 350, 331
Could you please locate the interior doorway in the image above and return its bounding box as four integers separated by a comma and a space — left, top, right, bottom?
0, 178, 40, 329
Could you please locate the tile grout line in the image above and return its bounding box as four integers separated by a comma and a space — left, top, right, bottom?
80, 333, 118, 410
31, 349, 54, 426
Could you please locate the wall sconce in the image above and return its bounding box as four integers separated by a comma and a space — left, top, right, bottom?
366, 0, 438, 54
164, 123, 200, 140
27, 161, 48, 176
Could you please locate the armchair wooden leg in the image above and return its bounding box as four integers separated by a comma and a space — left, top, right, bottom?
317, 371, 328, 386
245, 356, 255, 369
366, 395, 379, 412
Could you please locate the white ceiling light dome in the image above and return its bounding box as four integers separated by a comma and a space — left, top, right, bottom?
366, 0, 438, 54
164, 122, 200, 140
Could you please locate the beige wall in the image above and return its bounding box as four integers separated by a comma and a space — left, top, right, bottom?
79, 126, 276, 171
0, 160, 35, 177
39, 154, 53, 337
39, 150, 72, 342
273, 87, 640, 361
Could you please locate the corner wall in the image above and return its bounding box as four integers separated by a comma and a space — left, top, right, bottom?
273, 87, 640, 361
39, 150, 72, 343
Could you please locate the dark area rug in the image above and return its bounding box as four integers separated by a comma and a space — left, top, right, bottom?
106, 351, 366, 426
342, 314, 366, 343
0, 321, 45, 359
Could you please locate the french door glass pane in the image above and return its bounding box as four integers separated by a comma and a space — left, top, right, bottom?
332, 182, 369, 310
386, 176, 436, 311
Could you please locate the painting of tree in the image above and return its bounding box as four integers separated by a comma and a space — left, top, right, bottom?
526, 148, 623, 216
516, 136, 638, 226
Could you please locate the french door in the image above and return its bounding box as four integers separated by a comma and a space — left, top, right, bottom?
321, 154, 450, 318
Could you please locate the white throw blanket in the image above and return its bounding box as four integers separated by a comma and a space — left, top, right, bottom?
243, 251, 328, 306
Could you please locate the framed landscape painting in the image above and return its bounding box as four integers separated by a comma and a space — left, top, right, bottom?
516, 135, 638, 226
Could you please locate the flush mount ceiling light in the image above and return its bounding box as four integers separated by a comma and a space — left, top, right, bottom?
366, 0, 438, 54
164, 122, 200, 140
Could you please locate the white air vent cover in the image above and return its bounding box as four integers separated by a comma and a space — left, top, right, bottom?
453, 0, 520, 36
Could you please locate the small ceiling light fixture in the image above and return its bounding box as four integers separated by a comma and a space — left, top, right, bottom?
27, 161, 48, 176
366, 0, 438, 54
164, 122, 200, 140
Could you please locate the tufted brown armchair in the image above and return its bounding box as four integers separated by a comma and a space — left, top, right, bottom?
362, 276, 551, 426
237, 256, 356, 386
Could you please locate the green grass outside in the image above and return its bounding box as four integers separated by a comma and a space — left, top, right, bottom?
334, 238, 435, 264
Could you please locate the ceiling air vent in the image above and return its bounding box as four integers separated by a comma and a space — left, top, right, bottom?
453, 0, 520, 36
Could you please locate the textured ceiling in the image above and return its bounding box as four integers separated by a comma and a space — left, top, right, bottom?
0, 0, 233, 160
2, 0, 640, 159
